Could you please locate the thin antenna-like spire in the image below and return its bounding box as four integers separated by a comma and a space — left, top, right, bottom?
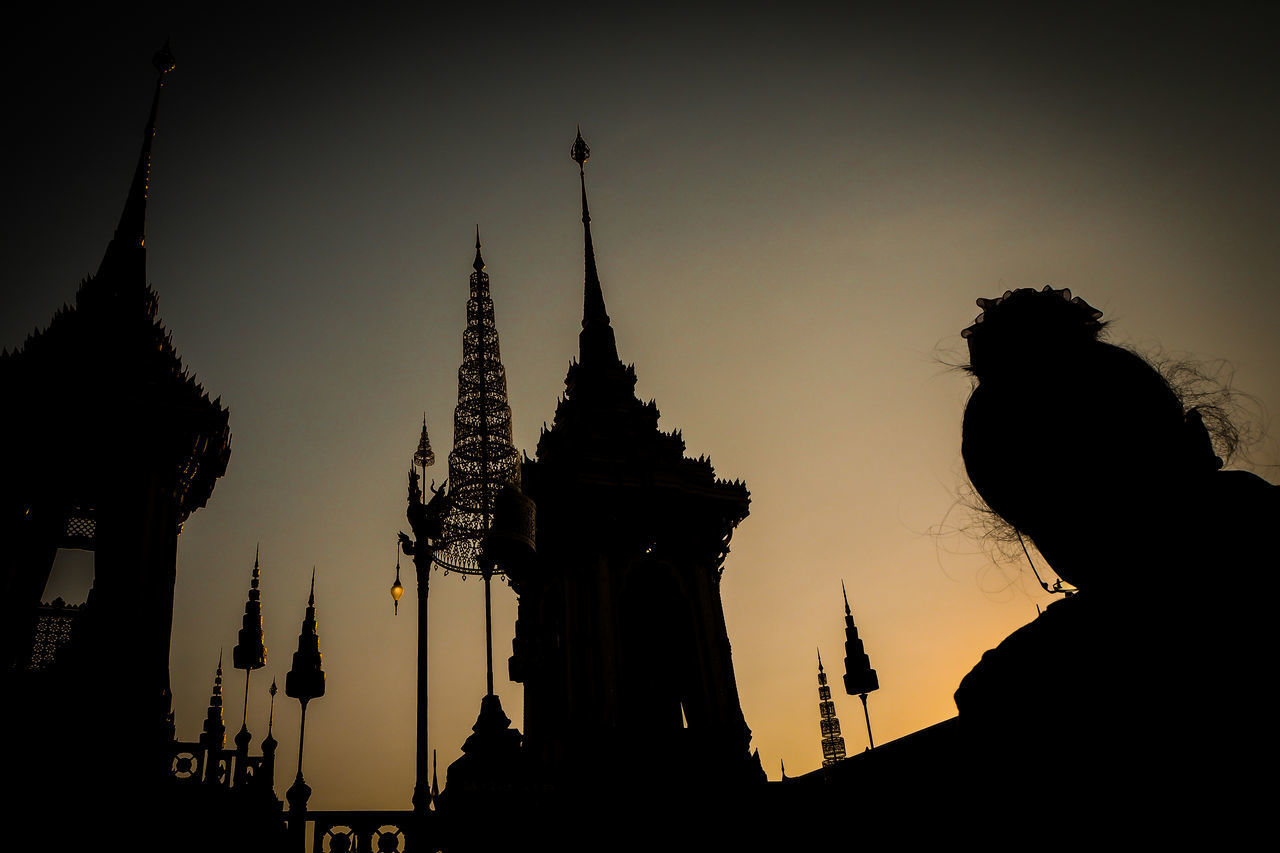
473, 225, 485, 273
570, 127, 618, 364
431, 749, 439, 805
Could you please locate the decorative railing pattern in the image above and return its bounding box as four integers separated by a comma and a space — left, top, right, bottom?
309, 811, 419, 853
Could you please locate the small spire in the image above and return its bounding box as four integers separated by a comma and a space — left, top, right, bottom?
414, 414, 435, 469
431, 749, 439, 804
816, 646, 846, 766
842, 586, 880, 697
234, 546, 267, 672
286, 571, 326, 703
201, 649, 227, 752
473, 225, 485, 273
842, 579, 850, 616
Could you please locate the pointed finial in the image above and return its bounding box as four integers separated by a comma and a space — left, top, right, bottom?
817, 647, 824, 671
268, 678, 278, 734
309, 567, 316, 606
780, 758, 787, 779
842, 579, 850, 616
571, 127, 617, 362
473, 225, 485, 273
571, 125, 590, 171
217, 648, 223, 675
414, 414, 435, 469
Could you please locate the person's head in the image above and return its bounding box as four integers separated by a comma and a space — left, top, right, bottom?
960, 287, 1219, 591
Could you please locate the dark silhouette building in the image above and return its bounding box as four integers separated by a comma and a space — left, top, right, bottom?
498, 131, 762, 804
0, 48, 288, 852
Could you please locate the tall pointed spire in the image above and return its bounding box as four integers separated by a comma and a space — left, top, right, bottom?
96, 41, 176, 288
473, 225, 485, 273
816, 648, 846, 767
571, 127, 619, 365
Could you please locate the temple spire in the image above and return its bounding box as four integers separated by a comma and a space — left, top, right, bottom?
473, 225, 485, 273
841, 582, 879, 750
200, 650, 226, 754
817, 648, 846, 767
97, 41, 176, 283
570, 127, 618, 364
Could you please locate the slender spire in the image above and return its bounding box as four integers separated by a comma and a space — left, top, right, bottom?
473, 225, 485, 273
267, 679, 278, 738
431, 748, 439, 805
816, 647, 846, 767
96, 41, 176, 284
571, 127, 618, 364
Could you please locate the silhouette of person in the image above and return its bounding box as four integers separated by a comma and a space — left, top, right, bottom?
952, 287, 1275, 833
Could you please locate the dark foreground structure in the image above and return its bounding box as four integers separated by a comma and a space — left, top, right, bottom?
8, 48, 1274, 853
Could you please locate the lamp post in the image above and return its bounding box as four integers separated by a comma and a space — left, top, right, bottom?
398, 416, 446, 819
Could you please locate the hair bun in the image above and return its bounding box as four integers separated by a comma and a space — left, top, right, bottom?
962, 285, 1105, 380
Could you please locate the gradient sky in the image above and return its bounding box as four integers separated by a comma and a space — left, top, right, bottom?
3, 2, 1277, 811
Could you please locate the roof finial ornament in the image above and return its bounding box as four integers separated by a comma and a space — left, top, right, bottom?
473, 225, 485, 273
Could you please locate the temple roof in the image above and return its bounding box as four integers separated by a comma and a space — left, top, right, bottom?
0, 45, 229, 520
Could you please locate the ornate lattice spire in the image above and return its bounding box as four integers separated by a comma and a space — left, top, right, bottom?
571, 127, 619, 365
201, 650, 226, 753
817, 649, 846, 767
95, 40, 176, 292
436, 233, 521, 575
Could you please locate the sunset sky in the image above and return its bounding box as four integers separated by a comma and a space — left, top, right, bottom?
3, 2, 1277, 811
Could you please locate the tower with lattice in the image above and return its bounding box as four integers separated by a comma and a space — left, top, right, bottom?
817, 650, 846, 766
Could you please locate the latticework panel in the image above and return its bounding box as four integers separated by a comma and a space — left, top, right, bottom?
28, 603, 78, 670
435, 268, 521, 575
60, 506, 96, 548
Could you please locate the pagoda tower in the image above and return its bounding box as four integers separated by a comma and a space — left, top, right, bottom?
497, 131, 758, 796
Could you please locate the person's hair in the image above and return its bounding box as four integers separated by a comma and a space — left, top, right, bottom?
957, 288, 1249, 546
